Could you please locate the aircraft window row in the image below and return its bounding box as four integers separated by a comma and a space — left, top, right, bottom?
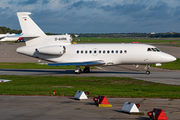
76, 50, 127, 54
147, 48, 161, 52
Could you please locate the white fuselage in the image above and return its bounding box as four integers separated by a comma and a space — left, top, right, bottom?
17, 43, 176, 65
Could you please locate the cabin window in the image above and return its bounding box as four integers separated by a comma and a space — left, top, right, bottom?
124, 50, 127, 53
89, 50, 92, 54
81, 50, 83, 54
99, 50, 101, 54
116, 50, 118, 53
111, 50, 114, 53
107, 50, 110, 54
147, 48, 151, 51
103, 50, 105, 54
94, 50, 97, 54
85, 50, 87, 54
120, 50, 122, 53
77, 50, 79, 54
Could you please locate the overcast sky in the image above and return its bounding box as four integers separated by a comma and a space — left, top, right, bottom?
1, 0, 180, 33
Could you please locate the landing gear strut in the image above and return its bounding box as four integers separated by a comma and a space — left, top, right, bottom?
75, 66, 82, 74
83, 66, 90, 73
75, 66, 90, 74
145, 64, 150, 75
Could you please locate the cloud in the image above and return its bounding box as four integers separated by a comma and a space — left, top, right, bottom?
100, 3, 146, 13
42, 0, 50, 4
68, 1, 98, 9
1, 0, 180, 33
20, 0, 38, 5
13, 0, 50, 5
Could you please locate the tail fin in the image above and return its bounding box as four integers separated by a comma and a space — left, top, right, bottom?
17, 12, 72, 46
17, 12, 47, 46
17, 12, 46, 36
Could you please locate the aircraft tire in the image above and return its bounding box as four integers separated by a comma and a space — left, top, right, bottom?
75, 69, 82, 74
146, 71, 150, 75
83, 68, 90, 73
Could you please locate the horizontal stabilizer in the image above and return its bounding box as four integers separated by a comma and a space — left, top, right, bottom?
48, 60, 105, 66
20, 34, 40, 38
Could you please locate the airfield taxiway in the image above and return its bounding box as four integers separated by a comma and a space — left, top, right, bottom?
0, 66, 180, 85
0, 95, 180, 120
0, 43, 180, 120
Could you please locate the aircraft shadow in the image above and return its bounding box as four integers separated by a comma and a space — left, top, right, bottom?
0, 69, 145, 75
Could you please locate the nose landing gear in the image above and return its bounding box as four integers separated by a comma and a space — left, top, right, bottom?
75, 66, 82, 74
145, 64, 150, 75
146, 70, 150, 75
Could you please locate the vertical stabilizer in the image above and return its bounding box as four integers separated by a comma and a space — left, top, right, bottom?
17, 12, 47, 46
17, 12, 46, 36
17, 12, 72, 46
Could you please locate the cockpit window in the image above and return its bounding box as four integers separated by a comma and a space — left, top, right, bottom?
155, 48, 161, 52
147, 48, 161, 52
147, 48, 151, 51
151, 48, 156, 51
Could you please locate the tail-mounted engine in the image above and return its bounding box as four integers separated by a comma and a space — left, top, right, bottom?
37, 45, 66, 56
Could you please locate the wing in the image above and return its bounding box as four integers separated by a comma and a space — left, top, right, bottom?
47, 60, 105, 66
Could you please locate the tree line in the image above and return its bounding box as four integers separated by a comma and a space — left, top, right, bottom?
0, 26, 22, 34
77, 33, 180, 38
1, 26, 180, 38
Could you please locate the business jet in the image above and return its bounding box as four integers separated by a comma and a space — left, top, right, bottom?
16, 12, 176, 75
0, 33, 10, 40
0, 33, 20, 42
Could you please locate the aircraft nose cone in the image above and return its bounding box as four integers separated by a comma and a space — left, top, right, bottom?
171, 56, 177, 61
162, 53, 176, 62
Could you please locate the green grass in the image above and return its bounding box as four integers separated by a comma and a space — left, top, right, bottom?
0, 62, 95, 69
74, 37, 180, 46
0, 75, 180, 98
152, 58, 180, 70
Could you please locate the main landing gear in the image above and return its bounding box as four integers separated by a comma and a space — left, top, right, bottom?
83, 66, 90, 73
145, 64, 150, 75
75, 66, 90, 74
